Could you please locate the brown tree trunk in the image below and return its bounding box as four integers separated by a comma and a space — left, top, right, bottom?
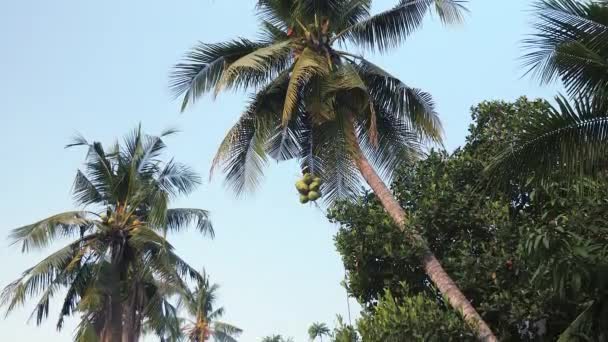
351, 133, 497, 341
103, 243, 127, 342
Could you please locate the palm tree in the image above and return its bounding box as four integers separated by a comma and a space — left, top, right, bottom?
488, 0, 608, 182
180, 271, 242, 342
171, 1, 495, 340
1, 126, 213, 342
308, 322, 331, 341
261, 335, 294, 342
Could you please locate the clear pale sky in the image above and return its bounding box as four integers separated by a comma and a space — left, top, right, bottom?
0, 1, 559, 341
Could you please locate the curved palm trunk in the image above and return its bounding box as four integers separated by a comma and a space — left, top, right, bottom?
350, 132, 497, 341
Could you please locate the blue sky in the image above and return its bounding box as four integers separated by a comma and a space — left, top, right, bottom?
0, 1, 559, 341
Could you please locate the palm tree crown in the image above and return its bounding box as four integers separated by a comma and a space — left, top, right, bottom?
308, 322, 331, 341
1, 126, 213, 341
181, 272, 242, 342
171, 0, 466, 202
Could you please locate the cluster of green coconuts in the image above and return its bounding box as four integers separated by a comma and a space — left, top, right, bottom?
295, 173, 323, 204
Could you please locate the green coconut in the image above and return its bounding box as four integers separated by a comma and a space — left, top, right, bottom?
295, 180, 309, 194
302, 173, 314, 184
299, 194, 310, 204
308, 191, 321, 201
309, 181, 320, 192
313, 176, 322, 184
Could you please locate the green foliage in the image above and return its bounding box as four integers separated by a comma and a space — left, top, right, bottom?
357, 286, 474, 342
330, 97, 608, 340
173, 0, 467, 202
331, 316, 358, 342
490, 0, 608, 185
262, 334, 295, 342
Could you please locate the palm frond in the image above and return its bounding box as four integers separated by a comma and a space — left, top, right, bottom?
143, 289, 183, 342
74, 316, 100, 342
9, 212, 92, 252
165, 208, 214, 238
283, 48, 330, 125
333, 0, 467, 52
158, 160, 201, 197
213, 321, 243, 342
216, 39, 293, 94
334, 0, 372, 31
255, 0, 294, 29
73, 170, 105, 206
486, 95, 608, 184
522, 0, 608, 97
358, 103, 422, 179
314, 117, 362, 203
1, 240, 84, 317
259, 20, 289, 43
354, 58, 442, 142
211, 75, 291, 194
171, 39, 268, 111
66, 133, 89, 148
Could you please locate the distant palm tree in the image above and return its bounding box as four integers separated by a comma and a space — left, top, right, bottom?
308, 322, 331, 341
261, 335, 294, 342
171, 1, 495, 340
181, 272, 242, 342
488, 0, 608, 182
1, 127, 213, 342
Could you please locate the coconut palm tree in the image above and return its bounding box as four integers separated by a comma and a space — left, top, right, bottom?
180, 271, 242, 342
171, 1, 495, 340
487, 0, 608, 182
1, 126, 213, 342
308, 322, 331, 341
261, 335, 294, 342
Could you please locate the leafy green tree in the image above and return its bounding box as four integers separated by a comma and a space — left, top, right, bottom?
180, 271, 242, 342
488, 0, 608, 182
357, 285, 474, 341
171, 1, 495, 339
308, 322, 331, 341
1, 127, 213, 342
330, 316, 358, 342
331, 98, 608, 340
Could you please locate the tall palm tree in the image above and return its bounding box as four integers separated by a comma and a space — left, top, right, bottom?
488, 0, 608, 182
171, 1, 495, 340
1, 126, 213, 342
180, 272, 242, 342
308, 322, 331, 341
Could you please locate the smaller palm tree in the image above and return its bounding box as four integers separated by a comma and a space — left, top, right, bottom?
261, 335, 294, 342
1, 126, 212, 342
181, 272, 242, 342
308, 322, 331, 342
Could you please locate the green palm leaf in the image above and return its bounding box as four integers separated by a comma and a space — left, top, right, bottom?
171, 39, 268, 111
217, 39, 293, 94
9, 212, 92, 252
486, 95, 608, 184
165, 208, 214, 237
523, 0, 608, 98
355, 58, 442, 142
283, 48, 330, 125
333, 0, 466, 52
